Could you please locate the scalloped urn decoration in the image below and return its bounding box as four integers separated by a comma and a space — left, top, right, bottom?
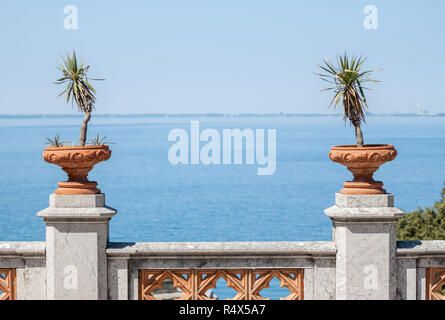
43, 145, 111, 195
328, 144, 397, 195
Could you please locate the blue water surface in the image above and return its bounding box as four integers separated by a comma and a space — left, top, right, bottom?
0, 115, 444, 242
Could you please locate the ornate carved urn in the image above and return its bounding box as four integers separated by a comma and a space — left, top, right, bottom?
328, 144, 397, 195
43, 145, 111, 195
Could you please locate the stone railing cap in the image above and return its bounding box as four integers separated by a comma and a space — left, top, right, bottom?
37, 206, 117, 221
106, 241, 337, 258
0, 241, 45, 257
397, 240, 445, 256
324, 205, 405, 222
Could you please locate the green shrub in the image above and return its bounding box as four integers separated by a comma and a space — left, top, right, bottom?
397, 186, 445, 240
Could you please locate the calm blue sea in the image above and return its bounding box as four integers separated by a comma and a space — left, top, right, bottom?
1, 115, 445, 244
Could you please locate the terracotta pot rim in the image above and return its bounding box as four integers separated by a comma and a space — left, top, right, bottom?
331, 144, 394, 151
44, 145, 110, 152
43, 145, 111, 195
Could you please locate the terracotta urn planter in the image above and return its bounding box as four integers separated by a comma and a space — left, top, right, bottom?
328, 144, 397, 195
43, 145, 111, 195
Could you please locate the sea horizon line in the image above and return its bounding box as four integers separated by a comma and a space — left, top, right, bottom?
0, 112, 443, 118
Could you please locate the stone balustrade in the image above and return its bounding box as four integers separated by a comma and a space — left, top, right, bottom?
0, 192, 444, 300
107, 241, 336, 300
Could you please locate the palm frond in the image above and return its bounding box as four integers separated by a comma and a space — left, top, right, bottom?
46, 134, 67, 148
317, 53, 380, 125
55, 50, 104, 113
86, 134, 115, 146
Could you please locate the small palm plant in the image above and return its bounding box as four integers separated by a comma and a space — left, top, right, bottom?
46, 134, 67, 148
87, 134, 114, 146
317, 53, 380, 147
55, 50, 104, 146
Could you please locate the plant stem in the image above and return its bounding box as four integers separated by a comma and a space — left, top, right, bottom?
355, 123, 364, 148
79, 111, 91, 146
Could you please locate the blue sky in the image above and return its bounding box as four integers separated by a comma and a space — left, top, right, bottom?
0, 0, 444, 114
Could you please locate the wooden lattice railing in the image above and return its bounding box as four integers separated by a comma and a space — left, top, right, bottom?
0, 269, 16, 300
139, 269, 304, 300
426, 267, 445, 300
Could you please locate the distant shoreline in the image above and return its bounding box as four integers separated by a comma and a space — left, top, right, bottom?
0, 113, 443, 118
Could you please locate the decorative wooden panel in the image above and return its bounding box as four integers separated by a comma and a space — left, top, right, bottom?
250, 269, 304, 300
139, 270, 193, 300
426, 268, 445, 300
196, 270, 249, 300
139, 269, 304, 300
0, 269, 16, 300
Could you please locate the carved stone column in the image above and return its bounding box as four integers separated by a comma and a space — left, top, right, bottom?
325, 193, 404, 300
37, 193, 116, 300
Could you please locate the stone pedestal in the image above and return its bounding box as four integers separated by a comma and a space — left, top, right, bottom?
324, 193, 404, 300
37, 194, 116, 300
